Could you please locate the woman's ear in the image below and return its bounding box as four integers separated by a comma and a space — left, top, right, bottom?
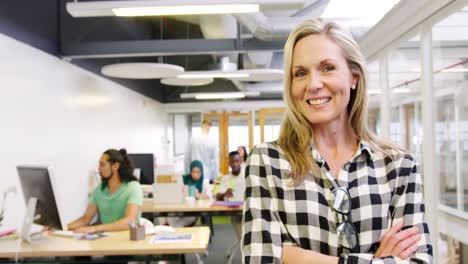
351, 74, 360, 90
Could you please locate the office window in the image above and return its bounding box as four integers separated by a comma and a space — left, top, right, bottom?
191, 116, 220, 144
367, 61, 380, 135
390, 106, 402, 146
407, 102, 423, 158
368, 108, 380, 135
173, 114, 189, 156
254, 110, 283, 145
228, 116, 250, 153
388, 35, 422, 157
433, 4, 468, 211
436, 99, 457, 207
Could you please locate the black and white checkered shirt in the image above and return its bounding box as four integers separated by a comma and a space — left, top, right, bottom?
242, 141, 433, 263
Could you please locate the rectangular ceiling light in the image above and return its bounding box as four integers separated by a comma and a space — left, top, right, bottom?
178, 73, 250, 79
180, 92, 260, 100
66, 1, 263, 17
113, 4, 259, 16
441, 68, 468, 73
368, 88, 411, 95
196, 93, 246, 100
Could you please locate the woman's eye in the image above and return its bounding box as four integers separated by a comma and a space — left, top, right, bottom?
294, 71, 306, 78
322, 65, 335, 72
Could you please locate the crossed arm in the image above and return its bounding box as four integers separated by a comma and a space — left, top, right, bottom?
242, 147, 433, 264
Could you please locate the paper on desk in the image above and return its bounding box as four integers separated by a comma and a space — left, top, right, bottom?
74, 232, 112, 240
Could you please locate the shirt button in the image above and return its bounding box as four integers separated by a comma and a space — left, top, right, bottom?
344, 163, 350, 170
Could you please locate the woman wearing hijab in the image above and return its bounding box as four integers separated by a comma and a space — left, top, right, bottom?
167, 160, 211, 227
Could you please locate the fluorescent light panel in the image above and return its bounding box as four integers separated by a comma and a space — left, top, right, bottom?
441, 68, 468, 73
181, 92, 260, 100
368, 88, 412, 95
196, 93, 246, 100
66, 1, 299, 17
113, 4, 259, 16
178, 73, 250, 79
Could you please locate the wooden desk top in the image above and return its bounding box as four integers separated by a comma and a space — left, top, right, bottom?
0, 227, 210, 258
142, 199, 243, 213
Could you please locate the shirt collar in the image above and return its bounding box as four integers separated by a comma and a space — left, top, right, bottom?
358, 140, 375, 161
310, 145, 325, 165
310, 139, 375, 164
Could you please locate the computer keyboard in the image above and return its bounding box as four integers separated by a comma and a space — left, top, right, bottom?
51, 230, 112, 240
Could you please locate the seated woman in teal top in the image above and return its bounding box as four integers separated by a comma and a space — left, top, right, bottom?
183, 160, 210, 200
68, 149, 143, 234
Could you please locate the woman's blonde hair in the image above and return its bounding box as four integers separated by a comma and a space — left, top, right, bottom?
278, 18, 403, 182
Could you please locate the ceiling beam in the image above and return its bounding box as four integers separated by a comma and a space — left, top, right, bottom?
358, 0, 456, 61
61, 38, 285, 59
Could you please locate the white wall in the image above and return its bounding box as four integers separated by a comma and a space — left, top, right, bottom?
0, 33, 169, 229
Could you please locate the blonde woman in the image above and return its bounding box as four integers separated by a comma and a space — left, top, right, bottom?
242, 19, 432, 263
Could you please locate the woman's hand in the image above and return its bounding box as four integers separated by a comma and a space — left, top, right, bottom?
375, 221, 421, 259
194, 189, 201, 199
194, 189, 208, 200
74, 226, 98, 234
224, 188, 234, 198
282, 245, 310, 264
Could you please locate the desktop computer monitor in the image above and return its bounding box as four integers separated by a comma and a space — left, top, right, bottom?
17, 166, 65, 233
128, 154, 154, 185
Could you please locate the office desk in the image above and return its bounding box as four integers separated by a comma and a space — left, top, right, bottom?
142, 199, 243, 239
142, 199, 243, 216
0, 227, 209, 263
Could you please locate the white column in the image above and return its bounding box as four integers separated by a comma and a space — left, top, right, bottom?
250, 110, 255, 150
379, 56, 391, 138
421, 24, 439, 258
